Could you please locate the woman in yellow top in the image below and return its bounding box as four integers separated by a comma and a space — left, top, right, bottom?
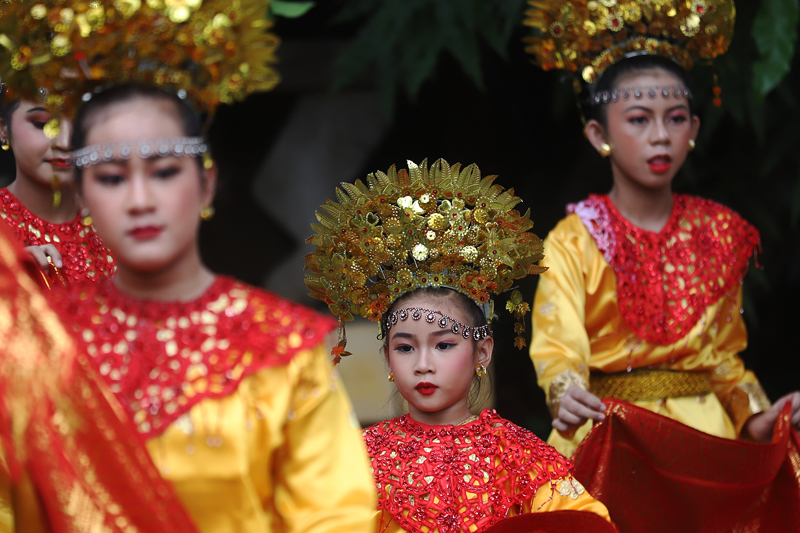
305, 159, 613, 532
1, 83, 374, 533
524, 0, 800, 458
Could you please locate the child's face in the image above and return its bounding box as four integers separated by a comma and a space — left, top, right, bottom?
79, 97, 214, 275
385, 293, 492, 425
4, 101, 73, 189
603, 68, 699, 192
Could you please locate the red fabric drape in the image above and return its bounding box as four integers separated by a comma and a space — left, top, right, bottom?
481, 510, 619, 533
573, 399, 800, 533
0, 222, 198, 532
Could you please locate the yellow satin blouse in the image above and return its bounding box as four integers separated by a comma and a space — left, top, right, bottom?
530, 214, 771, 457
145, 343, 376, 533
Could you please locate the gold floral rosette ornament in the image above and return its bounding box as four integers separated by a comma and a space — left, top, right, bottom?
304, 159, 546, 363
0, 0, 279, 124
523, 0, 735, 84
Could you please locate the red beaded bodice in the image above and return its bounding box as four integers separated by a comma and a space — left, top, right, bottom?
0, 188, 115, 285
362, 410, 573, 533
568, 194, 759, 345
50, 276, 335, 439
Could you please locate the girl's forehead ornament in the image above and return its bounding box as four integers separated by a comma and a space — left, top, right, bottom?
304, 158, 546, 363
73, 137, 207, 169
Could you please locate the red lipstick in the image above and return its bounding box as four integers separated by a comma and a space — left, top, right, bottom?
48, 158, 73, 169
415, 382, 438, 396
129, 226, 163, 240
647, 155, 672, 174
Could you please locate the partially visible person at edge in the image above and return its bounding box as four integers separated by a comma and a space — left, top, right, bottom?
305, 159, 613, 533
526, 42, 800, 456
0, 83, 376, 533
0, 91, 115, 287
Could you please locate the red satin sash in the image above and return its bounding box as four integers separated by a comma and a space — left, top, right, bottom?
0, 223, 198, 532
572, 399, 800, 533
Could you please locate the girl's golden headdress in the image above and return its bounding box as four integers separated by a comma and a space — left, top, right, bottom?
524, 0, 735, 84
304, 159, 545, 362
0, 0, 279, 117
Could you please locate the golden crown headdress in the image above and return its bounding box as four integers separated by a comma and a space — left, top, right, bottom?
0, 0, 279, 118
304, 159, 545, 362
523, 0, 735, 84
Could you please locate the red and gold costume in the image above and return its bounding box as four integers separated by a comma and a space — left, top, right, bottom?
363, 409, 609, 533
530, 194, 769, 456
0, 274, 376, 533
0, 188, 115, 286
48, 276, 376, 533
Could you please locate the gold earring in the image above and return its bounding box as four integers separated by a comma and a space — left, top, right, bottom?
0, 138, 9, 151
51, 174, 61, 209
688, 139, 696, 151
388, 372, 394, 382
200, 205, 215, 221
599, 143, 612, 157
475, 364, 487, 378
81, 208, 93, 227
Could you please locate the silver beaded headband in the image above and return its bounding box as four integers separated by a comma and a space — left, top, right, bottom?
591, 85, 692, 106
73, 137, 207, 169
385, 307, 492, 341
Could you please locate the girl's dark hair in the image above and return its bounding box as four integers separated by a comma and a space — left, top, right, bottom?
0, 94, 21, 136
71, 84, 204, 184
380, 286, 492, 410
583, 54, 695, 127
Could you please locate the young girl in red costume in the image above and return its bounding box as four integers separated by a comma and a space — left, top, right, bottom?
0, 94, 115, 287
306, 160, 612, 533
525, 1, 800, 530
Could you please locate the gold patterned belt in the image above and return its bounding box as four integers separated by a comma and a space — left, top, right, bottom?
590, 368, 711, 403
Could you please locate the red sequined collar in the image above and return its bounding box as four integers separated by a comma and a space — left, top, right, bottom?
50, 276, 335, 439
0, 188, 115, 284
568, 194, 760, 345
362, 409, 572, 533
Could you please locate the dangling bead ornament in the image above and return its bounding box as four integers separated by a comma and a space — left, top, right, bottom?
81, 208, 93, 227
200, 205, 215, 221
712, 72, 723, 107
51, 174, 61, 209
0, 138, 9, 151
388, 372, 394, 382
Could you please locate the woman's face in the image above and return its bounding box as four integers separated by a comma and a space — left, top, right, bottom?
2, 100, 73, 188
385, 293, 492, 425
591, 69, 700, 192
79, 97, 214, 274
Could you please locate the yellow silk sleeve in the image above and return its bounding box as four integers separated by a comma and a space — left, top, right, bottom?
271, 345, 377, 533
706, 288, 771, 434
529, 217, 595, 420
146, 343, 376, 533
525, 476, 611, 520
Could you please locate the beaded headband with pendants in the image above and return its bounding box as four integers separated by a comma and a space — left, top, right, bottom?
0, 0, 280, 137
304, 158, 546, 364
523, 0, 735, 103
